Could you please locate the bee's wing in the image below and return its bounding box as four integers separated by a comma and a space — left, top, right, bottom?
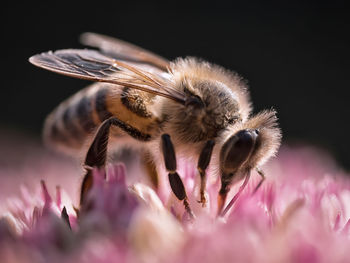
80, 32, 169, 71
29, 49, 185, 104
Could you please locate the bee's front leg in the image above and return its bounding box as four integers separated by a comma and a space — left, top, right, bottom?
161, 134, 194, 219
197, 140, 215, 207
80, 117, 152, 207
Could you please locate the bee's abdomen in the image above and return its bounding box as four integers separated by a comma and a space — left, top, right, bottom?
43, 83, 157, 153
43, 84, 114, 151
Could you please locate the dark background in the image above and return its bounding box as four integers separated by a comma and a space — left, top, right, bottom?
2, 2, 350, 169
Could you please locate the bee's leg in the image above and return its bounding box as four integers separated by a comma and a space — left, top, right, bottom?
252, 168, 265, 194
161, 134, 194, 219
80, 170, 94, 207
217, 178, 231, 216
80, 117, 151, 206
197, 140, 215, 207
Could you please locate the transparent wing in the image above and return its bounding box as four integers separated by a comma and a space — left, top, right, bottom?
29, 49, 185, 104
80, 32, 170, 71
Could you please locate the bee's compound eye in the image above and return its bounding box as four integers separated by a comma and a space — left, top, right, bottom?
220, 129, 258, 174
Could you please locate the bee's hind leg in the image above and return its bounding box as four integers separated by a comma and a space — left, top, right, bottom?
197, 140, 215, 207
80, 117, 152, 206
161, 134, 195, 219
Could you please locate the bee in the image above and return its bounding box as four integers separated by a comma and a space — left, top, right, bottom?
29, 32, 281, 217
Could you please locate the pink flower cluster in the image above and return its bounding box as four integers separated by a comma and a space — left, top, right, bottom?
1, 146, 350, 263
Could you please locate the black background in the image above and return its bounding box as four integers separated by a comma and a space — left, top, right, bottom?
2, 1, 349, 169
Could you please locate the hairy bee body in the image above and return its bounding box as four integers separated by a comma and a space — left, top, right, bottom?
30, 33, 281, 215
44, 58, 253, 158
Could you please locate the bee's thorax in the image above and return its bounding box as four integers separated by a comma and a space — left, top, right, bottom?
162, 78, 242, 143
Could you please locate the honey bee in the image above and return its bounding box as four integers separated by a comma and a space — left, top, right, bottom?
29, 32, 281, 217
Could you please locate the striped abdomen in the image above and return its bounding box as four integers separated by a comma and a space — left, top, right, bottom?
43, 83, 158, 153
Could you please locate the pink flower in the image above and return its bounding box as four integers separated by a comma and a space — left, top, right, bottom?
1, 144, 350, 263
173, 147, 350, 263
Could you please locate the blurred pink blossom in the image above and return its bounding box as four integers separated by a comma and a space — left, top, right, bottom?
1, 142, 350, 263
